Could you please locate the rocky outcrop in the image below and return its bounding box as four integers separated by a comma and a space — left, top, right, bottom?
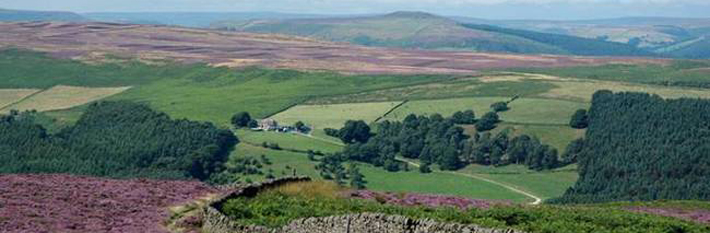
201, 177, 524, 233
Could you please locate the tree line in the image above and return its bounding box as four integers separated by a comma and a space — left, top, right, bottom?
331, 110, 565, 173
551, 91, 710, 203
0, 101, 238, 180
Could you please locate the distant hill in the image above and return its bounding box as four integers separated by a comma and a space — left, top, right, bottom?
83, 12, 331, 28
454, 16, 710, 58
213, 11, 650, 57
0, 8, 86, 22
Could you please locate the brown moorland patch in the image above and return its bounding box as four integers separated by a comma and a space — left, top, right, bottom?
0, 22, 667, 75
0, 174, 219, 233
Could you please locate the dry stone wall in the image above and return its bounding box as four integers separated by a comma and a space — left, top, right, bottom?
202, 177, 524, 233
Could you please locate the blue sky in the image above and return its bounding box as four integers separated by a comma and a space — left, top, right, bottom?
1, 0, 709, 20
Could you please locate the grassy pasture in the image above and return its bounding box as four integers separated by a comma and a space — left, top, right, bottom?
501, 98, 589, 125
235, 129, 344, 154
110, 70, 446, 126
307, 77, 556, 105
1, 85, 130, 113
229, 143, 530, 202
511, 61, 710, 86
0, 49, 448, 126
541, 80, 710, 102
491, 123, 585, 151
460, 164, 579, 200
270, 101, 403, 129
384, 97, 588, 125
463, 123, 584, 151
0, 89, 40, 110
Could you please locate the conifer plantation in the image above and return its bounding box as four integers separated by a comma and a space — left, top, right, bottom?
552, 91, 710, 203
0, 101, 238, 180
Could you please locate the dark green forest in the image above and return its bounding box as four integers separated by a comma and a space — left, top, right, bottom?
0, 101, 238, 180
551, 91, 710, 203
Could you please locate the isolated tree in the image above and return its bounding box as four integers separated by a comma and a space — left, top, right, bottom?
475, 112, 500, 131
490, 102, 510, 112
569, 109, 589, 129
231, 112, 252, 128
338, 120, 371, 144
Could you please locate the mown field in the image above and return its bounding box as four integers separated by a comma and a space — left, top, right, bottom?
1, 85, 130, 113
0, 88, 39, 110
271, 101, 403, 129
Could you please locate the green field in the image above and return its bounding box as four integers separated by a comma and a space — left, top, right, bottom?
383, 97, 588, 125
487, 123, 585, 151
307, 77, 557, 104
2, 85, 130, 113
460, 164, 578, 200
511, 60, 710, 87
0, 49, 449, 126
0, 88, 39, 110
229, 144, 530, 202
235, 129, 343, 153
271, 101, 403, 129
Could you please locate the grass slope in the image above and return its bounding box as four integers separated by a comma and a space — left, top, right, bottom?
460, 164, 579, 200
271, 101, 403, 129
235, 129, 343, 154
229, 144, 529, 202
215, 11, 651, 56
1, 85, 130, 113
0, 89, 40, 110
0, 49, 447, 126
384, 97, 588, 125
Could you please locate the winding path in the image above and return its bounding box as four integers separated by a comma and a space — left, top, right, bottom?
396, 159, 542, 205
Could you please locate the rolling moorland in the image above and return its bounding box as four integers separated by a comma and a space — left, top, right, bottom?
1, 8, 710, 233
3, 7, 710, 58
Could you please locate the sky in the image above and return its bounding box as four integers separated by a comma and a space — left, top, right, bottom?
1, 0, 709, 20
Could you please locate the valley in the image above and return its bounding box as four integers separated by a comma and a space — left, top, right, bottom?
1, 5, 710, 233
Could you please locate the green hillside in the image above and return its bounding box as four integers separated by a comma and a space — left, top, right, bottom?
214, 11, 632, 55
455, 16, 710, 58
461, 24, 654, 56
0, 8, 86, 22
